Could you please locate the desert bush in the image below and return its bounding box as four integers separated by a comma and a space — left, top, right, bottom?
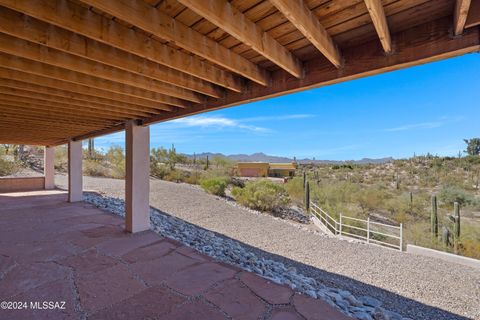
0, 157, 19, 176
438, 185, 473, 206
150, 163, 170, 179
83, 159, 109, 177
200, 177, 228, 196
54, 146, 68, 172
232, 179, 290, 212
284, 176, 305, 204
105, 146, 125, 179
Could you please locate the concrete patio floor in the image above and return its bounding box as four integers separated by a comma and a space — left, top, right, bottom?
0, 190, 352, 320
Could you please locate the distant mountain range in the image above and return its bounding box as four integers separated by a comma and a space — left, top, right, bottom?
184, 152, 393, 164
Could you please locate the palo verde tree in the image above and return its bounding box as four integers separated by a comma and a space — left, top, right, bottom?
464, 138, 480, 156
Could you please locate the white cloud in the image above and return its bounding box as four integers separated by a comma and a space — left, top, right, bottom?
241, 114, 315, 122
385, 121, 444, 132
385, 116, 464, 132
170, 115, 270, 133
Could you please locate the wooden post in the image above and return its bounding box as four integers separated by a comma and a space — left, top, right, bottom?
44, 146, 55, 190
68, 140, 83, 202
125, 120, 150, 233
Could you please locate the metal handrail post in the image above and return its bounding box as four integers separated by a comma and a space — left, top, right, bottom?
400, 223, 403, 251
339, 213, 342, 236
367, 217, 370, 243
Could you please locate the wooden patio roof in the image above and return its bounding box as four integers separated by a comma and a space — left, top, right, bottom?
0, 0, 479, 146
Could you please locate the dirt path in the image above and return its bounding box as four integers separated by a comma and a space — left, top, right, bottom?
56, 175, 480, 320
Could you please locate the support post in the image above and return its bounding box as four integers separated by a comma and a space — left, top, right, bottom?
68, 140, 83, 202
339, 213, 343, 236
367, 217, 370, 243
125, 120, 150, 233
44, 146, 55, 190
400, 223, 403, 251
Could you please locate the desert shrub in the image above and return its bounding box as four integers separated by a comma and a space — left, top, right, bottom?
83, 159, 109, 177
105, 146, 125, 179
284, 176, 305, 203
165, 169, 188, 183
439, 185, 473, 206
151, 163, 170, 179
200, 177, 227, 196
312, 181, 361, 208
54, 146, 68, 172
0, 157, 19, 176
232, 179, 290, 212
355, 187, 389, 214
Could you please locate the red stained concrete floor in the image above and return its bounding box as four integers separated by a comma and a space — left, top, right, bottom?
0, 190, 352, 320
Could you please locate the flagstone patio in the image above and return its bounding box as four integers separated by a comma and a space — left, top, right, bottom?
0, 190, 352, 320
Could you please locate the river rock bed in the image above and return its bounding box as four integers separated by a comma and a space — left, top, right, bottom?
84, 192, 409, 320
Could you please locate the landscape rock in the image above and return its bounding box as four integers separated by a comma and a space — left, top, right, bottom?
84, 192, 412, 320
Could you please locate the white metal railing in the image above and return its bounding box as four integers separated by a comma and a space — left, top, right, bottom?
310, 202, 403, 251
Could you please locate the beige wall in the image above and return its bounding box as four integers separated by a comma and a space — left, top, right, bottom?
0, 177, 45, 193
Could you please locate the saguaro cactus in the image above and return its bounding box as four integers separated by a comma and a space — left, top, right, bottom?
449, 202, 461, 253
442, 227, 450, 248
431, 195, 438, 237
303, 171, 306, 190
453, 202, 461, 238
304, 181, 310, 212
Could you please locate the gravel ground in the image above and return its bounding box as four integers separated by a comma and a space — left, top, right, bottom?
56, 175, 480, 320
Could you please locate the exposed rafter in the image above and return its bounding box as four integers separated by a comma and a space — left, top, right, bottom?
454, 0, 472, 35
0, 33, 203, 104
364, 0, 392, 53
77, 0, 270, 86
0, 78, 159, 116
178, 0, 303, 78
269, 0, 342, 68
0, 0, 243, 92
0, 67, 172, 112
0, 8, 222, 99
0, 85, 151, 118
465, 0, 480, 28
0, 53, 189, 109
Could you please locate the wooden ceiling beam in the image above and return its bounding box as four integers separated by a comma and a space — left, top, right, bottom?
269, 0, 342, 67
364, 0, 392, 53
0, 0, 243, 92
178, 0, 303, 78
454, 0, 472, 35
0, 78, 156, 116
465, 0, 480, 28
0, 8, 222, 99
0, 33, 203, 104
78, 0, 269, 86
0, 87, 149, 118
0, 53, 189, 109
0, 99, 124, 123
0, 67, 172, 112
0, 108, 112, 128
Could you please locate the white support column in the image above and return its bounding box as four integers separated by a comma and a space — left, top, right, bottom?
68, 140, 83, 202
44, 146, 55, 190
125, 120, 150, 233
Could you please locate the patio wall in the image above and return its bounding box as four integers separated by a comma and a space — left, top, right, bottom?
0, 177, 45, 193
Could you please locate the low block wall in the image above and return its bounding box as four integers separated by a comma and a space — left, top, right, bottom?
406, 244, 480, 269
0, 177, 45, 193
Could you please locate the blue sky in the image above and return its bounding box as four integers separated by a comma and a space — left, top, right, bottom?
95, 53, 480, 160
